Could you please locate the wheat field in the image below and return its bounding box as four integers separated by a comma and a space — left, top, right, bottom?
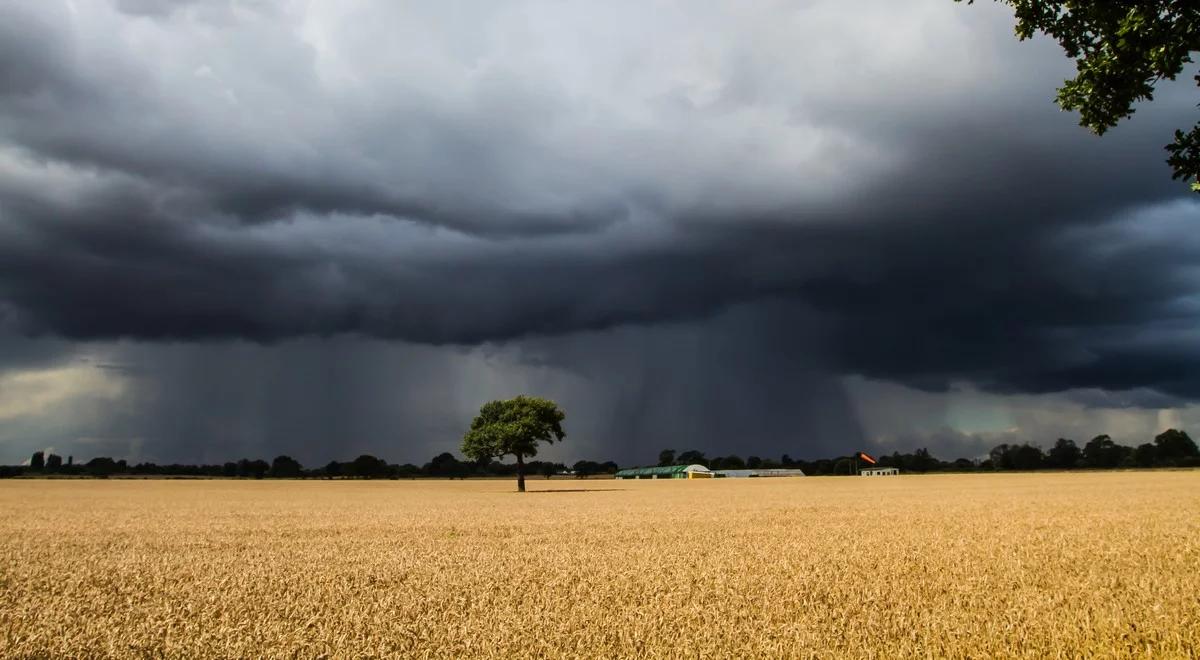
1, 472, 1197, 658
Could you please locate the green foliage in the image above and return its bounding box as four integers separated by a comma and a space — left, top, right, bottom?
462, 395, 566, 462
657, 449, 676, 467
237, 458, 270, 479
1047, 437, 1081, 468
347, 455, 388, 479
1134, 442, 1158, 467
1153, 428, 1199, 459
572, 460, 608, 477
710, 455, 746, 470
963, 1, 1200, 190
270, 455, 302, 478
85, 457, 120, 477
1082, 434, 1128, 468
461, 395, 566, 491
425, 452, 470, 478
988, 443, 1045, 470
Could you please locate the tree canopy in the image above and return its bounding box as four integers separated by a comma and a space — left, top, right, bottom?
963, 1, 1200, 191
1154, 428, 1199, 459
461, 395, 566, 492
270, 455, 302, 478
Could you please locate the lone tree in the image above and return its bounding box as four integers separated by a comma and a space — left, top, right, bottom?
461, 395, 566, 492
961, 1, 1200, 191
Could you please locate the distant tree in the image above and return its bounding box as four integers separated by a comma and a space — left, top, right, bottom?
711, 455, 745, 470
1046, 438, 1081, 469
222, 462, 238, 478
348, 455, 388, 479
1082, 435, 1128, 469
323, 461, 341, 479
484, 459, 514, 476
1133, 443, 1158, 468
1153, 429, 1199, 461
425, 452, 468, 479
657, 449, 676, 467
30, 451, 44, 470
746, 456, 763, 469
833, 457, 856, 475
676, 450, 707, 467
910, 448, 940, 472
1011, 444, 1045, 471
45, 454, 63, 472
780, 453, 794, 467
85, 457, 119, 477
270, 455, 302, 478
573, 460, 616, 477
989, 444, 1012, 470
461, 395, 566, 492
237, 458, 270, 479
394, 463, 422, 478
959, 1, 1200, 192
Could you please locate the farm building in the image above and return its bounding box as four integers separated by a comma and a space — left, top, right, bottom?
614, 465, 807, 479
712, 468, 806, 478
860, 467, 899, 477
615, 464, 713, 479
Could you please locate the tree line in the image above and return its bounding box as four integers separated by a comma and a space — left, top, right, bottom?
656, 429, 1200, 475
0, 450, 617, 480
4, 428, 1196, 480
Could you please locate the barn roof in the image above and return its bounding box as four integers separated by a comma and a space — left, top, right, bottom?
614, 464, 709, 477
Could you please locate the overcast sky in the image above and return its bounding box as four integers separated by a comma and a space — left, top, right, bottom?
2, 0, 1198, 466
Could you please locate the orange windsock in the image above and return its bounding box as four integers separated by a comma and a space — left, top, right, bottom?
856, 451, 877, 465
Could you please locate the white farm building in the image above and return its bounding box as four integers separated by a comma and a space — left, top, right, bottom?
615, 465, 806, 479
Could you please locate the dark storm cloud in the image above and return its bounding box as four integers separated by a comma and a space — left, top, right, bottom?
1, 0, 1199, 461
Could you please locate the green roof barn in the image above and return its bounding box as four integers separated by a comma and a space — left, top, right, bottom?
614, 464, 712, 479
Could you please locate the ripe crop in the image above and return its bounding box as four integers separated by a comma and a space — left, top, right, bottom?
1, 472, 1197, 657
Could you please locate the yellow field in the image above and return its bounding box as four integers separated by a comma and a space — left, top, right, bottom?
1, 472, 1198, 658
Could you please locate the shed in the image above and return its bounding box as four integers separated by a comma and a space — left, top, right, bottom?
713, 468, 807, 478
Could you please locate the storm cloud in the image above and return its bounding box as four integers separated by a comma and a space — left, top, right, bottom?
0, 0, 1197, 464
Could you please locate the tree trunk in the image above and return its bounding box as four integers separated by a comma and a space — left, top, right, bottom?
516, 453, 526, 492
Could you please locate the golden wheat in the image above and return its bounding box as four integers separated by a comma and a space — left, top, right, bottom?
1, 472, 1198, 658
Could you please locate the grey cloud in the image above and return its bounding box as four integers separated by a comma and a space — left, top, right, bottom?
113, 0, 217, 18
